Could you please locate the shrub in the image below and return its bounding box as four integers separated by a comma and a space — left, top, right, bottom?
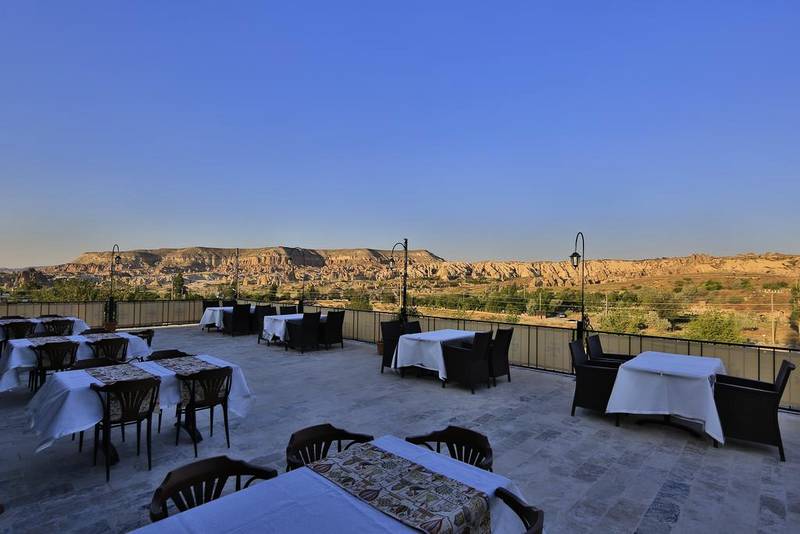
683, 310, 743, 343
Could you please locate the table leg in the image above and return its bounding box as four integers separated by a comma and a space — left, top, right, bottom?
176, 414, 204, 443
635, 414, 703, 439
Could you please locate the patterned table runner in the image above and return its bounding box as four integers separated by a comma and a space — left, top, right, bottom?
308, 443, 490, 534
154, 356, 220, 375
86, 364, 156, 385
28, 336, 73, 346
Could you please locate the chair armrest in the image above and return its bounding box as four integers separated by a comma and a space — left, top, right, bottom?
714, 381, 778, 400
587, 358, 623, 367
442, 344, 471, 359
716, 374, 772, 391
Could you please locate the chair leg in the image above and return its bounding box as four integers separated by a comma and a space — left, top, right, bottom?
103, 426, 111, 482
136, 421, 141, 456
120, 423, 125, 443
493, 377, 497, 387
570, 397, 577, 417
223, 403, 231, 449
79, 431, 84, 452
146, 416, 153, 471
777, 430, 786, 462
157, 409, 162, 434
442, 379, 446, 388
190, 408, 198, 458
380, 365, 385, 374
175, 407, 182, 446
615, 414, 620, 427
507, 369, 511, 382
93, 424, 99, 466
209, 406, 214, 437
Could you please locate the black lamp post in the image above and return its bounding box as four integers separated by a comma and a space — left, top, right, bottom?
233, 248, 240, 300
390, 238, 409, 322
105, 244, 122, 328
288, 249, 307, 312
570, 232, 586, 342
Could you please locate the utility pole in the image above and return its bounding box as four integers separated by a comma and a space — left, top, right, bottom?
605, 292, 609, 316
234, 248, 240, 300
764, 289, 782, 345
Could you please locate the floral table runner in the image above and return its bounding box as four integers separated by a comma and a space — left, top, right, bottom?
28, 336, 73, 347
154, 356, 220, 375
82, 333, 124, 342
86, 364, 156, 385
308, 442, 490, 534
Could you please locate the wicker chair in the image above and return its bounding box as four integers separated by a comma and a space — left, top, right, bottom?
91, 377, 161, 481
442, 331, 493, 393
4, 321, 36, 340
0, 315, 25, 319
149, 456, 278, 522
586, 335, 633, 364
80, 327, 111, 335
202, 300, 219, 311
380, 320, 403, 374
318, 310, 345, 349
405, 425, 493, 471
279, 305, 298, 315
72, 358, 117, 370
31, 341, 79, 392
222, 304, 251, 336
403, 321, 422, 334
714, 360, 796, 461
285, 423, 374, 471
285, 312, 321, 353
221, 300, 237, 308
88, 337, 129, 363
489, 328, 513, 386
175, 367, 233, 457
149, 349, 193, 361
37, 314, 62, 318
568, 340, 619, 424
39, 319, 74, 336
130, 329, 155, 347
496, 487, 544, 533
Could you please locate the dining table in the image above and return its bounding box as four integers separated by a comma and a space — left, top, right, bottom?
26, 354, 252, 453
262, 313, 327, 343
199, 305, 256, 329
130, 435, 526, 534
605, 351, 727, 442
392, 329, 476, 380
0, 332, 152, 392
0, 316, 90, 341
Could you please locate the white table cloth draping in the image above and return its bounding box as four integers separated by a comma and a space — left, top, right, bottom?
0, 317, 90, 341
0, 333, 151, 392
392, 329, 476, 380
262, 313, 327, 342
199, 306, 256, 328
606, 351, 727, 442
26, 354, 252, 452
130, 435, 526, 534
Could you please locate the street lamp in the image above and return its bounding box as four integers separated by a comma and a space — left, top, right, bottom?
570, 232, 586, 342
106, 244, 122, 328
288, 248, 307, 312
390, 238, 409, 322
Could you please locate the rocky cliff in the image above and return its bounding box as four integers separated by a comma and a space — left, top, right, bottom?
13, 247, 800, 291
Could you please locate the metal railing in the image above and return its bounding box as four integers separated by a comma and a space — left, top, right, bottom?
3, 300, 798, 409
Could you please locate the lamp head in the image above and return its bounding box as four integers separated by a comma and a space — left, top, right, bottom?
114, 255, 121, 265
389, 257, 395, 270
569, 251, 581, 269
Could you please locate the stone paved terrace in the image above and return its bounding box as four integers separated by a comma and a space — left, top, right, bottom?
2, 325, 800, 533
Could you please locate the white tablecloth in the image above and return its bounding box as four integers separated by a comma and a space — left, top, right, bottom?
606, 351, 727, 442
131, 435, 526, 534
0, 333, 151, 391
0, 317, 90, 341
26, 354, 251, 452
392, 329, 476, 380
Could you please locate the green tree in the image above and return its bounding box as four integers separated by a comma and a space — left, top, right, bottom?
172, 273, 185, 298
683, 310, 744, 343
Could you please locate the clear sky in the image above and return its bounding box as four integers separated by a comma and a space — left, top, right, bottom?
1, 1, 798, 267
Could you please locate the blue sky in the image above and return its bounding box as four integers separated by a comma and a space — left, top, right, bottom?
1, 1, 798, 267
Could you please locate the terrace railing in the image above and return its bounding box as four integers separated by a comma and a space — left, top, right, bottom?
3, 300, 798, 410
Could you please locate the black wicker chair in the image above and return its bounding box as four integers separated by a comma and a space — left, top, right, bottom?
202, 300, 219, 311
380, 320, 404, 374
87, 337, 129, 363
149, 456, 278, 522
129, 329, 155, 347
489, 328, 513, 386
250, 305, 269, 336
4, 321, 36, 340
149, 349, 193, 361
442, 331, 493, 393
568, 340, 619, 424
714, 360, 795, 461
221, 300, 237, 308
405, 425, 493, 471
1, 315, 25, 319
31, 341, 79, 391
285, 312, 321, 353
403, 321, 422, 334
318, 310, 345, 349
175, 367, 233, 457
587, 335, 633, 364
285, 423, 373, 471
91, 377, 161, 481
39, 319, 74, 336
222, 304, 251, 336
255, 306, 278, 344
80, 327, 111, 335
279, 305, 298, 315
496, 487, 544, 533
37, 314, 62, 318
